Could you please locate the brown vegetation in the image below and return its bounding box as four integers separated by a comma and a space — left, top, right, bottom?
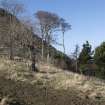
0, 58, 105, 105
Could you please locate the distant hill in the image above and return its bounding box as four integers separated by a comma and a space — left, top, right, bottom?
0, 8, 74, 71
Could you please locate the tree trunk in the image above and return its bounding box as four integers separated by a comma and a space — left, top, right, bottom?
10, 39, 13, 60
30, 45, 38, 72
9, 15, 14, 60
62, 32, 65, 54
41, 26, 44, 61
47, 44, 50, 63
31, 56, 37, 72
47, 36, 50, 63
9, 31, 14, 60
41, 38, 44, 61
76, 59, 78, 72
47, 52, 50, 63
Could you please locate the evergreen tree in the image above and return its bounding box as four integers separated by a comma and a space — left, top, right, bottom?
79, 41, 93, 65
94, 42, 105, 69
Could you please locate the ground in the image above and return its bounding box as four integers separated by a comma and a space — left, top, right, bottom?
0, 57, 105, 105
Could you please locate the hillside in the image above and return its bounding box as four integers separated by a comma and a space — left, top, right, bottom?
0, 57, 105, 105
0, 8, 73, 71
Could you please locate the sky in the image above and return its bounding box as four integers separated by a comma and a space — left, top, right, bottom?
19, 0, 105, 55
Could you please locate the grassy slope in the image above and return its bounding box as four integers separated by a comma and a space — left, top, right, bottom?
0, 57, 105, 105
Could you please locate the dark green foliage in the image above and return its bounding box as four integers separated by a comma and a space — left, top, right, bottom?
54, 52, 64, 59
53, 51, 74, 70
78, 41, 95, 75
94, 42, 105, 68
79, 41, 93, 65
95, 68, 105, 79
94, 42, 105, 79
0, 8, 8, 16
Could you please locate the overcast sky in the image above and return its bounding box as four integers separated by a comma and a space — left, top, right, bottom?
18, 0, 105, 54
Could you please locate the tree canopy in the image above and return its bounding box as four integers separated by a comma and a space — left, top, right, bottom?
94, 42, 105, 68
79, 41, 93, 65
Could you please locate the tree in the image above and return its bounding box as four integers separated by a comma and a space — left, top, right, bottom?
73, 44, 80, 72
78, 41, 94, 74
0, 1, 38, 72
19, 21, 38, 72
35, 11, 60, 62
79, 41, 92, 65
60, 18, 71, 54
0, 0, 24, 59
0, 0, 24, 17
94, 42, 105, 70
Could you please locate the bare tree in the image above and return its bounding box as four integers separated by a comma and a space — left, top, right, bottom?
0, 0, 24, 60
35, 11, 46, 60
0, 0, 38, 71
35, 11, 60, 62
19, 20, 38, 72
60, 18, 71, 54
0, 0, 24, 17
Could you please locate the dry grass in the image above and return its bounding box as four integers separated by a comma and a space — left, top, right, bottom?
0, 57, 105, 105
